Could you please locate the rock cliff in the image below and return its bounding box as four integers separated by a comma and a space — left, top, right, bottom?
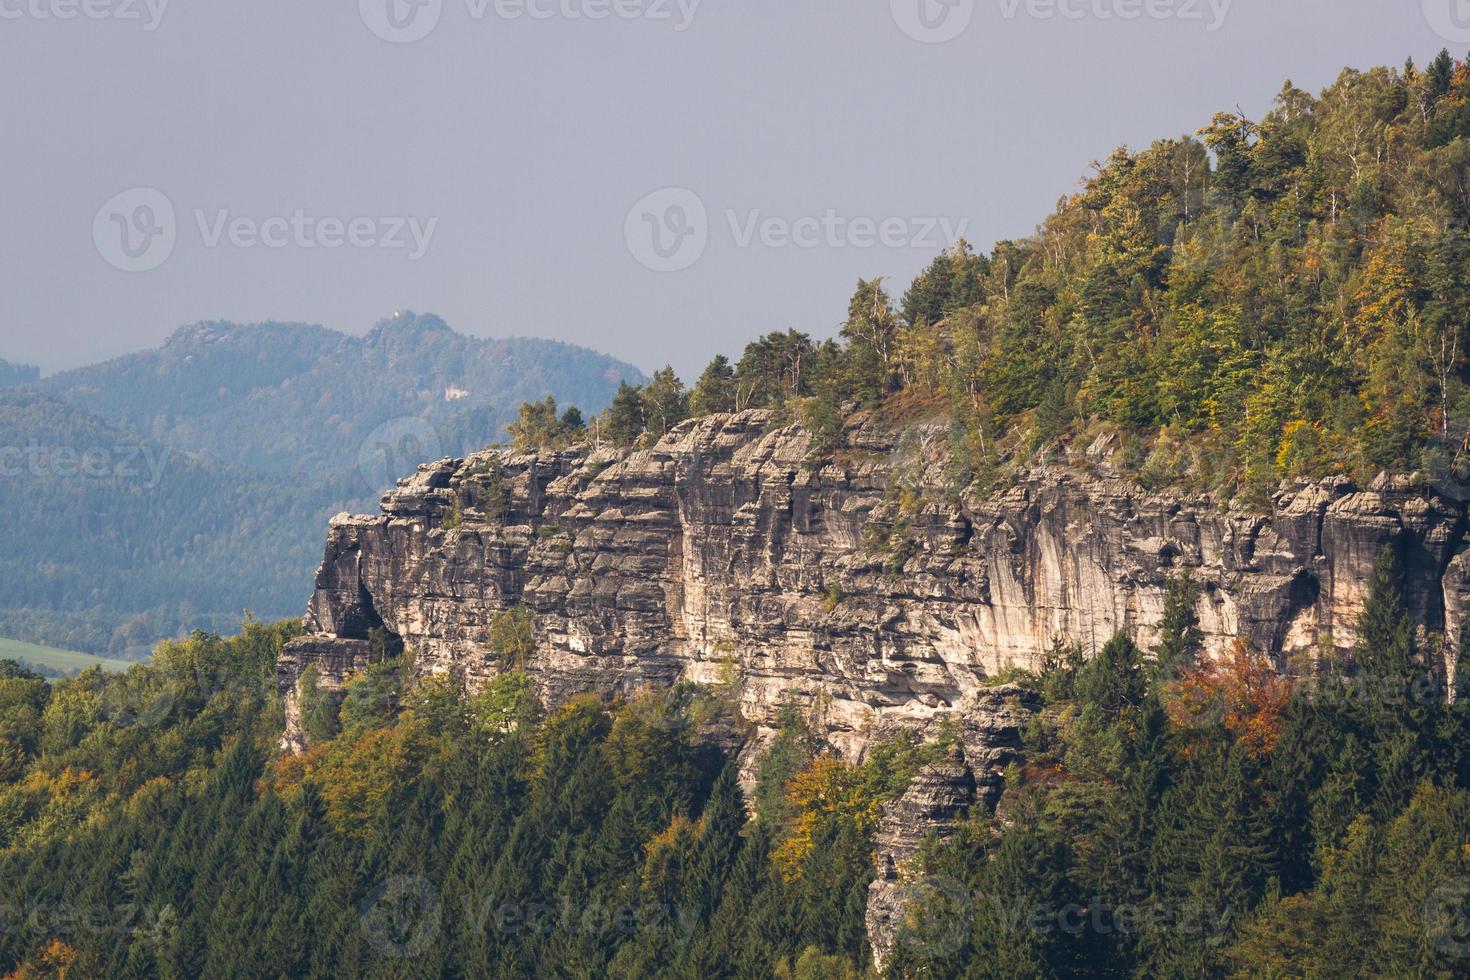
277, 408, 1470, 963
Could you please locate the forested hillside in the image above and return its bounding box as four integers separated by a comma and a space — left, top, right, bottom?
0, 389, 339, 656
0, 315, 643, 655
7, 53, 1470, 980
41, 312, 643, 479
0, 361, 37, 389
2, 557, 1470, 976
530, 55, 1470, 507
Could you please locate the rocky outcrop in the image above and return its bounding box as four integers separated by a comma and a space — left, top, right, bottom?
863, 685, 1037, 970
277, 408, 1470, 964
279, 410, 1468, 748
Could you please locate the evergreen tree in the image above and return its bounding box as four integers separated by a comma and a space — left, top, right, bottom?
689, 355, 736, 416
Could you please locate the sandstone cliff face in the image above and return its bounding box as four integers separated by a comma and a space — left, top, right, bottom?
280, 409, 1469, 758
276, 409, 1470, 963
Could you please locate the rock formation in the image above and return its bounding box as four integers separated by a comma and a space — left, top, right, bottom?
277, 408, 1470, 964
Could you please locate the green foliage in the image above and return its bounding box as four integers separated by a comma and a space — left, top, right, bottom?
645, 57, 1470, 491
507, 394, 587, 451
754, 704, 820, 828
1154, 570, 1205, 679
690, 355, 736, 416
601, 381, 649, 446
337, 656, 409, 734
4, 316, 642, 655
298, 665, 339, 744
0, 623, 882, 978
893, 558, 1470, 977
488, 606, 536, 670
641, 366, 690, 438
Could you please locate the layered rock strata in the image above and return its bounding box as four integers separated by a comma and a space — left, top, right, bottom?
276, 409, 1470, 963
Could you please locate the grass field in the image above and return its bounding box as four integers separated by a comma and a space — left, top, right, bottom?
0, 637, 136, 674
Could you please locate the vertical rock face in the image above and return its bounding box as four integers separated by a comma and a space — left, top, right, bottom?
280, 410, 1467, 752
864, 685, 1038, 970
278, 409, 1469, 961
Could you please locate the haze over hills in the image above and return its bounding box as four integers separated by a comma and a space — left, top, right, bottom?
40, 311, 642, 480
0, 314, 644, 655
0, 360, 38, 388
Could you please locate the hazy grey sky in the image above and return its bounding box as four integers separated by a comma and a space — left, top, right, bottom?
0, 1, 1458, 381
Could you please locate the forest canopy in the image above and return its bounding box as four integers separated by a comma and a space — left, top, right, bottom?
535, 54, 1470, 506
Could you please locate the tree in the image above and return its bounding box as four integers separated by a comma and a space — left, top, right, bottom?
1154, 571, 1204, 678
299, 665, 340, 744
641, 366, 688, 438
507, 396, 585, 451
1427, 48, 1455, 104
488, 606, 535, 670
734, 331, 815, 409
690, 355, 736, 416
601, 382, 647, 446
840, 278, 900, 407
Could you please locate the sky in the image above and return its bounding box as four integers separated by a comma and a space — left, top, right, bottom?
0, 1, 1462, 381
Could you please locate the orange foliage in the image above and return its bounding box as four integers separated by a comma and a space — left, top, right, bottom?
258, 743, 329, 798
3, 939, 78, 979
313, 724, 426, 837
1163, 640, 1293, 757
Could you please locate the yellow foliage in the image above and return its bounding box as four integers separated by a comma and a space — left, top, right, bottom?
122, 776, 173, 820
313, 722, 426, 838
641, 812, 701, 894
259, 743, 328, 798
772, 756, 883, 883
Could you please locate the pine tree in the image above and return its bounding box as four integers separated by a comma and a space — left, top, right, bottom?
601, 382, 647, 446
1154, 572, 1204, 679
689, 355, 736, 416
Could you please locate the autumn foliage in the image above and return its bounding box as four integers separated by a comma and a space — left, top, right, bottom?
1163, 640, 1293, 756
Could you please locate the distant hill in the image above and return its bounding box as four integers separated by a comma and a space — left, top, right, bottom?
1, 315, 643, 653
43, 312, 643, 481
0, 360, 38, 388
0, 388, 343, 656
